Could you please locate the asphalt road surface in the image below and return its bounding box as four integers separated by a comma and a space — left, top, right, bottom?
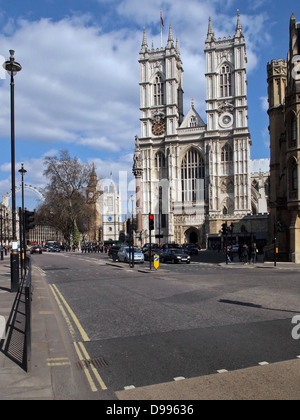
31, 251, 300, 397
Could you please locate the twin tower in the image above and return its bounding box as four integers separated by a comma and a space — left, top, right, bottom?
133, 13, 252, 247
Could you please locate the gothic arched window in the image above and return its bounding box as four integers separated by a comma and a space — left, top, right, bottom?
288, 157, 298, 199
153, 74, 164, 106
155, 151, 166, 169
221, 143, 233, 162
292, 115, 297, 146
181, 149, 205, 202
220, 65, 232, 98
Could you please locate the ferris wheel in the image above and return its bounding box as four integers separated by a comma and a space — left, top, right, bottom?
3, 184, 45, 211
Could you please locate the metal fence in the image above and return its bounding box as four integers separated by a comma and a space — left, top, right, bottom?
24, 256, 32, 372
1, 255, 32, 372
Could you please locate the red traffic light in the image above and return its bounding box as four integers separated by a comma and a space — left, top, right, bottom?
149, 213, 154, 230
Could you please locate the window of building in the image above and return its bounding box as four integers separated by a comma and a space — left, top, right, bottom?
181, 149, 205, 202
189, 116, 197, 127
291, 115, 297, 147
155, 151, 166, 169
220, 65, 232, 98
221, 143, 233, 162
289, 158, 298, 199
153, 75, 164, 106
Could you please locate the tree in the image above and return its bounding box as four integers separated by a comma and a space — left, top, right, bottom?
36, 150, 94, 245
72, 219, 81, 248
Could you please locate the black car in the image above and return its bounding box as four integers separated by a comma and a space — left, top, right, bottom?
143, 244, 161, 261
160, 248, 191, 264
108, 245, 121, 260
30, 245, 43, 254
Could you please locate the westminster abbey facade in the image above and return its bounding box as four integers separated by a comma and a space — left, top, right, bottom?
133, 13, 265, 248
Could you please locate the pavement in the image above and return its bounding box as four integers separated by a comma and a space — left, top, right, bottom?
0, 252, 300, 400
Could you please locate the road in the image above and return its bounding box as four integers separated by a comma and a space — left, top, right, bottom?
31, 251, 300, 399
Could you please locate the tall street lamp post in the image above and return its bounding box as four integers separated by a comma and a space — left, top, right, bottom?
3, 50, 22, 292
19, 163, 27, 280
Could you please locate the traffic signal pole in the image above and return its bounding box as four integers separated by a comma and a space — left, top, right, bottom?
149, 214, 154, 271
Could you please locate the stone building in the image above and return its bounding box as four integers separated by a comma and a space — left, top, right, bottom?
86, 167, 122, 243
267, 13, 300, 262
133, 13, 266, 248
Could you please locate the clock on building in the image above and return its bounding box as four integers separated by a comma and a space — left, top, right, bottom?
219, 113, 233, 129
152, 119, 166, 136
88, 192, 94, 199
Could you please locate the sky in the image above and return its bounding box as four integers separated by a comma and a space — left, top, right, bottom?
0, 0, 299, 212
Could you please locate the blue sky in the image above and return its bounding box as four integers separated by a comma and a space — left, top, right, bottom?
0, 0, 299, 210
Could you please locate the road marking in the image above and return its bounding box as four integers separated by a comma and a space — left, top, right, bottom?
124, 385, 135, 390
258, 361, 269, 366
49, 284, 77, 341
49, 284, 107, 392
51, 284, 90, 342
47, 357, 71, 367
74, 342, 98, 392
174, 376, 185, 381
33, 266, 46, 275
77, 341, 107, 391
217, 369, 228, 373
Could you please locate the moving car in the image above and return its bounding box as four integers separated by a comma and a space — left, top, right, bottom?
117, 246, 144, 263
30, 245, 43, 254
160, 248, 191, 264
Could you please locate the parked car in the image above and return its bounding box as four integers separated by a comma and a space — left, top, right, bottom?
230, 245, 240, 253
108, 245, 121, 260
160, 243, 182, 251
160, 248, 191, 264
30, 245, 43, 254
117, 246, 144, 263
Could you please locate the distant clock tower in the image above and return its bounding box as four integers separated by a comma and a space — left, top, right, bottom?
86, 165, 101, 241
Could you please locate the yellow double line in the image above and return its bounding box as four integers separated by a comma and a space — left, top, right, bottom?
49, 284, 107, 392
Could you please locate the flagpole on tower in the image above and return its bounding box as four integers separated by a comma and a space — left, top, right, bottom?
160, 10, 164, 48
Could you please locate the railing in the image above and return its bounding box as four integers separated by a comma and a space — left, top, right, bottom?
1, 255, 32, 372
24, 256, 32, 372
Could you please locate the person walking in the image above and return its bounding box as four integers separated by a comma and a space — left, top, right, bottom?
242, 243, 249, 264
250, 242, 258, 264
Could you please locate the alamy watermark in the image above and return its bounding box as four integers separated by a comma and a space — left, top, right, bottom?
291, 316, 300, 340
0, 315, 6, 340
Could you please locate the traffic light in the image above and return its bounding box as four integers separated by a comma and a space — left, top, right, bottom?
221, 222, 228, 235
149, 213, 154, 231
24, 210, 35, 232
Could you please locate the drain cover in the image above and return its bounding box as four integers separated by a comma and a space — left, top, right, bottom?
76, 357, 108, 370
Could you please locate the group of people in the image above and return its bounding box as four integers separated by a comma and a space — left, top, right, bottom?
226, 242, 258, 264
81, 243, 109, 253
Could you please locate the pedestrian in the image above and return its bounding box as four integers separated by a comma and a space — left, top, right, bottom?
242, 243, 249, 264
226, 245, 231, 263
250, 242, 257, 264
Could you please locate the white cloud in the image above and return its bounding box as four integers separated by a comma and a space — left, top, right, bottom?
260, 96, 269, 112
0, 1, 273, 201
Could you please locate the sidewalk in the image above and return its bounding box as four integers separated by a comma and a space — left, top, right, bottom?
0, 254, 299, 400
218, 261, 300, 270
0, 255, 54, 399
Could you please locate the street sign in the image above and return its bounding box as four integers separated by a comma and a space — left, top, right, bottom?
153, 254, 160, 270
155, 234, 164, 239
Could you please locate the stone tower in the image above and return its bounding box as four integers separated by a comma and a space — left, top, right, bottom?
134, 14, 253, 248
267, 14, 300, 262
